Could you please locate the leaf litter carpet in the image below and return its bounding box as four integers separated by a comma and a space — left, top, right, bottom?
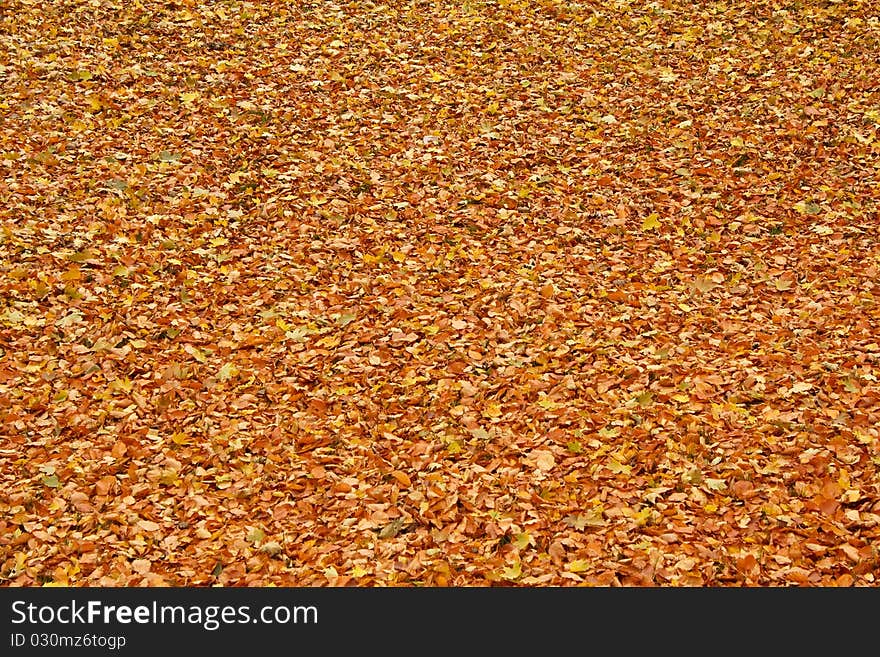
1, 0, 879, 585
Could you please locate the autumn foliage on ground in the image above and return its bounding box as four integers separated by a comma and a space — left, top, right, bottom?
1, 0, 879, 587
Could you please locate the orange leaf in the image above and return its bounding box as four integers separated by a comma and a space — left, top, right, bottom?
390, 471, 412, 488
95, 476, 117, 496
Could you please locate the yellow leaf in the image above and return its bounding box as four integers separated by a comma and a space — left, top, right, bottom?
171, 432, 190, 445
67, 249, 98, 263
501, 561, 522, 580
363, 247, 386, 264
3, 308, 27, 326
336, 311, 357, 327
773, 277, 794, 291
13, 552, 27, 574
110, 377, 133, 393
469, 427, 490, 441
514, 532, 532, 550
793, 200, 822, 215
607, 459, 631, 475
285, 326, 310, 342
705, 477, 726, 491
568, 559, 590, 573
864, 109, 880, 124
218, 362, 238, 381
641, 213, 661, 230
483, 402, 502, 418
537, 397, 560, 411
180, 91, 200, 104
632, 507, 652, 526
183, 344, 207, 363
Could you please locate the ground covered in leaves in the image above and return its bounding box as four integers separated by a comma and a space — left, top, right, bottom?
2, 0, 879, 586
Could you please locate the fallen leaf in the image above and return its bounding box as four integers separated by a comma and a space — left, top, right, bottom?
641, 213, 661, 230
533, 450, 556, 472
